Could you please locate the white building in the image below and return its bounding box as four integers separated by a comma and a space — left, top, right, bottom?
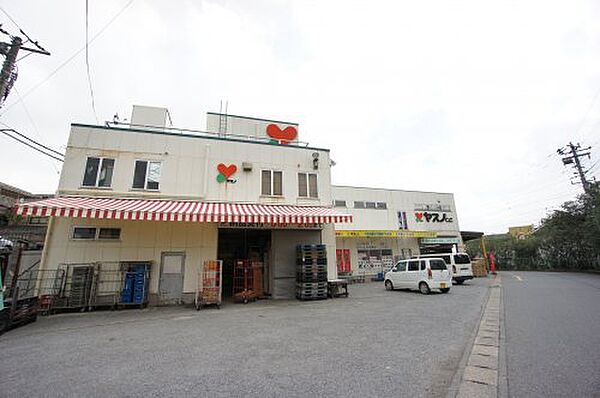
17, 106, 352, 304
16, 105, 467, 306
332, 185, 463, 276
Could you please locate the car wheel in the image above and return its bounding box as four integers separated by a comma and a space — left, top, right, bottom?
455, 279, 464, 285
385, 280, 394, 291
440, 288, 450, 293
419, 282, 430, 295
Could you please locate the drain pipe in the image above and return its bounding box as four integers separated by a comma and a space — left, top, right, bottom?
203, 144, 210, 199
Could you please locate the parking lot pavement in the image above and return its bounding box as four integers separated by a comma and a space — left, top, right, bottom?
0, 278, 489, 398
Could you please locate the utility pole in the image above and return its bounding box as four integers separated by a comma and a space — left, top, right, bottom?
0, 25, 50, 109
557, 142, 593, 194
0, 35, 21, 106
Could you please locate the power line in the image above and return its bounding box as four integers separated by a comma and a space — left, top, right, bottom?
0, 126, 63, 157
0, 0, 135, 115
0, 128, 64, 162
575, 86, 600, 141
85, 0, 99, 123
11, 88, 61, 174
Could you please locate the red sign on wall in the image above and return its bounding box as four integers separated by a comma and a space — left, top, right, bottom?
336, 249, 351, 273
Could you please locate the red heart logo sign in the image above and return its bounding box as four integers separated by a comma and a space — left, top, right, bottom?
415, 212, 424, 220
217, 163, 237, 178
266, 124, 297, 144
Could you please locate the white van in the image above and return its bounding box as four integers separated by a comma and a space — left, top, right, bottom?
417, 253, 474, 284
384, 258, 452, 294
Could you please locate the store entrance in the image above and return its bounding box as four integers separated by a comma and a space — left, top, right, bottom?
217, 229, 271, 300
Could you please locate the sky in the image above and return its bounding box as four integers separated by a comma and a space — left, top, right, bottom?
0, 0, 599, 234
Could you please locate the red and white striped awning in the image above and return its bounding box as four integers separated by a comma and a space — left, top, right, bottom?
15, 197, 353, 224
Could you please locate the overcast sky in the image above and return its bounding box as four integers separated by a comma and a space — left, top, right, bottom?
0, 0, 599, 234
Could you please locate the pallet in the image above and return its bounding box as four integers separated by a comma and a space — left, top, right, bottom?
296, 293, 328, 300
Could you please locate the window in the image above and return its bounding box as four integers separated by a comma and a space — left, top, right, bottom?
72, 227, 97, 240
261, 170, 282, 196
393, 262, 406, 272
133, 160, 161, 190
72, 227, 121, 240
376, 202, 387, 209
354, 201, 365, 209
408, 260, 420, 271
334, 200, 347, 207
430, 260, 448, 271
454, 254, 471, 264
420, 260, 427, 270
82, 157, 115, 187
98, 228, 121, 240
365, 201, 376, 209
298, 173, 318, 198
398, 211, 408, 230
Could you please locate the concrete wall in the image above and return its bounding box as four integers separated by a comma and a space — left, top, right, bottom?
271, 229, 321, 299
332, 185, 461, 236
58, 125, 332, 207
42, 217, 218, 303
206, 113, 299, 144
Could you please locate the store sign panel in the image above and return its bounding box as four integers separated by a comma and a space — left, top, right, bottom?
414, 212, 453, 223
421, 237, 461, 245
335, 230, 437, 238
219, 222, 322, 230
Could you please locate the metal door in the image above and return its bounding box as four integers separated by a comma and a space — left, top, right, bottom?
159, 252, 185, 304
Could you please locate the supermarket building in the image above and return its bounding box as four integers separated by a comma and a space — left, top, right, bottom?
18, 107, 351, 304
332, 185, 463, 276
17, 106, 464, 305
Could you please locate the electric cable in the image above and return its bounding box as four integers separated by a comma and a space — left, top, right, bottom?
0, 0, 135, 115
85, 0, 99, 123
0, 129, 64, 162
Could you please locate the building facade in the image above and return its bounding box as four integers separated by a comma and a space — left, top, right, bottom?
332, 185, 464, 275
18, 107, 352, 304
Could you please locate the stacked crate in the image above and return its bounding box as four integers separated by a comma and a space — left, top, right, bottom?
120, 264, 149, 305
296, 245, 328, 300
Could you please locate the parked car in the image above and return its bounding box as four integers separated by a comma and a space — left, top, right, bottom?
416, 253, 474, 284
384, 258, 452, 294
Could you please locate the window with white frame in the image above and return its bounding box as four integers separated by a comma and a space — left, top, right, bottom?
132, 160, 161, 190
334, 200, 346, 207
82, 157, 115, 188
298, 172, 318, 198
72, 227, 121, 240
261, 170, 283, 196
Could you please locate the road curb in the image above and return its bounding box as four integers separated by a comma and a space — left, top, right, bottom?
456, 275, 502, 398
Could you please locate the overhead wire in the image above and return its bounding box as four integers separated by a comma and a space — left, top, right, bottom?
575, 85, 600, 141
85, 0, 99, 123
12, 88, 61, 173
0, 128, 64, 162
0, 0, 135, 115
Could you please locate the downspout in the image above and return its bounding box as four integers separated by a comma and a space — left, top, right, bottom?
202, 144, 210, 199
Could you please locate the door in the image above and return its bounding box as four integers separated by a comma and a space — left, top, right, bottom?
159, 252, 185, 305
391, 261, 407, 288
406, 260, 421, 289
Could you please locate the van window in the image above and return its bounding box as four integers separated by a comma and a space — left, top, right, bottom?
408, 261, 419, 271
454, 254, 471, 264
430, 259, 447, 270
420, 260, 426, 270
394, 262, 407, 272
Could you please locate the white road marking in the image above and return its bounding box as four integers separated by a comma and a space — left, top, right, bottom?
508, 273, 523, 281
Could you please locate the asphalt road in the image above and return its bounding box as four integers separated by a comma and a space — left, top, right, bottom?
0, 279, 488, 398
501, 272, 600, 397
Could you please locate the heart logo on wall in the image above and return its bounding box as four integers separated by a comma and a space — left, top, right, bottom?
217, 163, 237, 183
266, 124, 297, 144
415, 212, 424, 222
